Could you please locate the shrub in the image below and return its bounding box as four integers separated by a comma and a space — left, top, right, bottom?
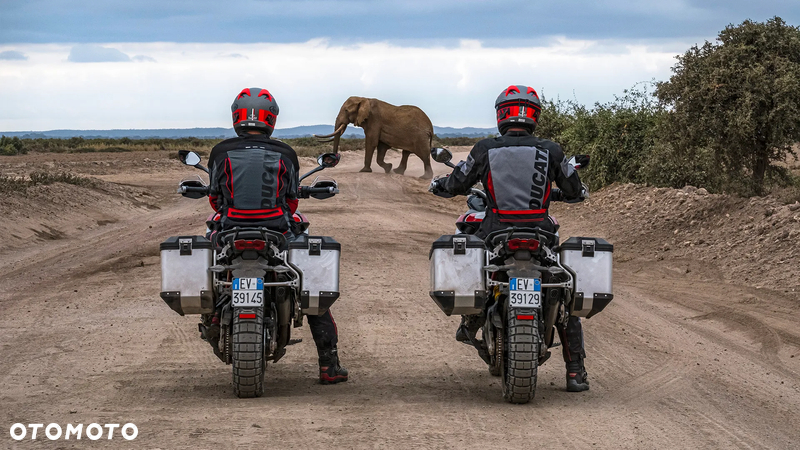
0, 136, 26, 155
536, 84, 666, 190
656, 16, 800, 195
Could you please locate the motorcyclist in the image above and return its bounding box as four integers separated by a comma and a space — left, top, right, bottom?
207, 87, 348, 384
429, 84, 590, 392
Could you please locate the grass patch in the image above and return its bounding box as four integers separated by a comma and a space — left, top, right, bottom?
0, 175, 28, 193
0, 172, 98, 193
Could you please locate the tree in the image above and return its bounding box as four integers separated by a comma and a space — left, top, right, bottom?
656, 17, 800, 195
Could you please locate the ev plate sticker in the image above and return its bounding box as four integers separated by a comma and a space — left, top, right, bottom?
509, 277, 541, 308
232, 278, 264, 307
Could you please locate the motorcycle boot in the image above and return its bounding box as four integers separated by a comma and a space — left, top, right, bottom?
566, 358, 589, 392
319, 347, 348, 385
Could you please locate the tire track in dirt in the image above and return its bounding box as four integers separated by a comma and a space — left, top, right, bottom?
2, 150, 800, 448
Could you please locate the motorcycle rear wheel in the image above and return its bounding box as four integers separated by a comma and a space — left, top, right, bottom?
232, 308, 266, 398
501, 306, 539, 404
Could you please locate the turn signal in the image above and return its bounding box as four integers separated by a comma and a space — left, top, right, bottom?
234, 239, 266, 251
507, 238, 540, 251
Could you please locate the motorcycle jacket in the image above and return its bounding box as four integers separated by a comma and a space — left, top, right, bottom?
208, 134, 300, 233
442, 130, 583, 237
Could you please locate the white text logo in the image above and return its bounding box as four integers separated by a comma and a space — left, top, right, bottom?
9, 423, 138, 441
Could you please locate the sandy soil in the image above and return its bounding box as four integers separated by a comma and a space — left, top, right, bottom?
1, 148, 799, 449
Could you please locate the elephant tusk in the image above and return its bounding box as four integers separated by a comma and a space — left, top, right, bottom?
317, 137, 335, 143
313, 124, 345, 139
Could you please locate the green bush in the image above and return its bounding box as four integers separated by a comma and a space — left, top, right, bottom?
655, 16, 800, 195
536, 84, 666, 190
0, 136, 26, 155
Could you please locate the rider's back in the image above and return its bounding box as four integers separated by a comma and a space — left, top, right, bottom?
208, 134, 300, 233
444, 130, 582, 237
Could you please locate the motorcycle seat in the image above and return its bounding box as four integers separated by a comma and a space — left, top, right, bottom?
487, 227, 558, 249
215, 227, 288, 252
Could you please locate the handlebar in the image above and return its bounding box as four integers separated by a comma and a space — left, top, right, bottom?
298, 186, 339, 199
551, 187, 588, 203
179, 185, 209, 195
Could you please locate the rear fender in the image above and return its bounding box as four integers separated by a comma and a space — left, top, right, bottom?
230, 258, 268, 280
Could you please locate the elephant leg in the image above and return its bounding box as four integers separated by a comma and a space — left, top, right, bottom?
376, 142, 393, 174
393, 151, 411, 175
420, 155, 433, 179
360, 139, 378, 173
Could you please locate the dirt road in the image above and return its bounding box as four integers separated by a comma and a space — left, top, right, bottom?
1, 149, 799, 449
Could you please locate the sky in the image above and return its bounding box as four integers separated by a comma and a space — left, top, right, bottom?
1, 1, 799, 131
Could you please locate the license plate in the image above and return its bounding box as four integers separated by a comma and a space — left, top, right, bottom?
509, 277, 541, 308
232, 278, 264, 307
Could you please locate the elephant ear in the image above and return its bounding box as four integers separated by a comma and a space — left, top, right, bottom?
356, 99, 371, 126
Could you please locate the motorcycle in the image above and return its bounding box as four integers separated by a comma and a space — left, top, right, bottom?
159, 150, 342, 398
427, 147, 613, 404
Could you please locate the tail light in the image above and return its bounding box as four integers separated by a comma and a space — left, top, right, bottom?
234, 239, 266, 251
507, 238, 540, 251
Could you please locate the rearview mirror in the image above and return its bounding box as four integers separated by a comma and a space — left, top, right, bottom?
179, 151, 201, 166
431, 147, 452, 164
317, 152, 340, 168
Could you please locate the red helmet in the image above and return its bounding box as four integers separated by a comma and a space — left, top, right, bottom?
231, 87, 279, 137
495, 85, 541, 134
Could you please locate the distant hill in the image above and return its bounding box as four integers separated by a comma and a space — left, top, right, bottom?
0, 125, 496, 139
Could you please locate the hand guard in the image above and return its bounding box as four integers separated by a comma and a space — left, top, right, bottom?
428, 175, 455, 198
574, 155, 590, 169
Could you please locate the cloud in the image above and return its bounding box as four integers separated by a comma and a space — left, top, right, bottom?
1, 0, 798, 43
0, 39, 691, 131
0, 51, 28, 60
67, 44, 130, 62
132, 55, 156, 62
222, 53, 248, 59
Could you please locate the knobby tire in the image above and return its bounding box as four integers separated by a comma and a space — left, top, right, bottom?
232, 307, 266, 398
502, 305, 539, 404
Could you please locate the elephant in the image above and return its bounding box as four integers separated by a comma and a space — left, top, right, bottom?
314, 96, 434, 179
